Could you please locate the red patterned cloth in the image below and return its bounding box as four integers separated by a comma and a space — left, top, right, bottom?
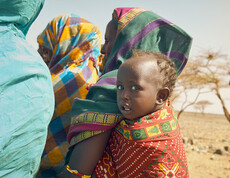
94, 101, 189, 177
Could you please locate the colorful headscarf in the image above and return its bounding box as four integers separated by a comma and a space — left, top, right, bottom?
104, 8, 192, 76
67, 7, 192, 146
37, 13, 101, 177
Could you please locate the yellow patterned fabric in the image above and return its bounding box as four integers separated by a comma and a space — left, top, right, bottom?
69, 112, 123, 145
36, 13, 102, 177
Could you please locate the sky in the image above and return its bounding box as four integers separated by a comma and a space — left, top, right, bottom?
26, 0, 230, 114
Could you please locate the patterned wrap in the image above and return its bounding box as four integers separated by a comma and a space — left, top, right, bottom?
94, 101, 189, 177
67, 7, 192, 146
67, 70, 123, 145
37, 13, 101, 177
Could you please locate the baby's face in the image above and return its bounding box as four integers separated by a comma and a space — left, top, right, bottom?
116, 57, 162, 120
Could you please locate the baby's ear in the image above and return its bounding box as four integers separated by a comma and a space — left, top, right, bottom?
156, 87, 170, 105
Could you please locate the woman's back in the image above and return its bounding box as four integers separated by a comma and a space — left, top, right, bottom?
0, 0, 54, 177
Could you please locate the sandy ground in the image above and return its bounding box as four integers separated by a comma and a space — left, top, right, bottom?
178, 112, 230, 178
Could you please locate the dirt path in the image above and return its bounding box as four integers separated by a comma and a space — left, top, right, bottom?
179, 112, 230, 178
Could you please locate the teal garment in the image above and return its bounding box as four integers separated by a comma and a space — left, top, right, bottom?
0, 0, 55, 177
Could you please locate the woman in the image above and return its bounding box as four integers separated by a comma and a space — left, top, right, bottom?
37, 13, 102, 177
0, 0, 54, 177
62, 7, 192, 177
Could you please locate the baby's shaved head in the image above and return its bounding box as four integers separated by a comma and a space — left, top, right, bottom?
128, 50, 177, 96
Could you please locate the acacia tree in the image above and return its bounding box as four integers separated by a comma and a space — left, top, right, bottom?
193, 100, 213, 114
172, 50, 230, 122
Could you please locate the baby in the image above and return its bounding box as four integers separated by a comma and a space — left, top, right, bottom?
94, 50, 189, 177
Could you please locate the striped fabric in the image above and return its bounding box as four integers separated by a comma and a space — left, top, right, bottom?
67, 7, 192, 147
67, 70, 122, 145
37, 13, 102, 177
104, 8, 192, 76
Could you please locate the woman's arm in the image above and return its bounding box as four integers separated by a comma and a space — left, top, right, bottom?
59, 130, 111, 178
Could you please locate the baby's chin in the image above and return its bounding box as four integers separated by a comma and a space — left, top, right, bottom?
122, 112, 154, 120
121, 113, 138, 120
119, 106, 149, 120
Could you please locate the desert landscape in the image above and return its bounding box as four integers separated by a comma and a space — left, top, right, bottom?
178, 112, 230, 178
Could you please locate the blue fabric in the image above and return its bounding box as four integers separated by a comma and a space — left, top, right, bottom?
0, 0, 55, 177
0, 0, 45, 35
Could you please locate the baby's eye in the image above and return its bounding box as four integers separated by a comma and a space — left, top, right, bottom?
131, 85, 138, 90
117, 85, 123, 90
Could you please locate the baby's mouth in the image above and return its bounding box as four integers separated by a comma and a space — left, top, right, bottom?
121, 104, 131, 111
